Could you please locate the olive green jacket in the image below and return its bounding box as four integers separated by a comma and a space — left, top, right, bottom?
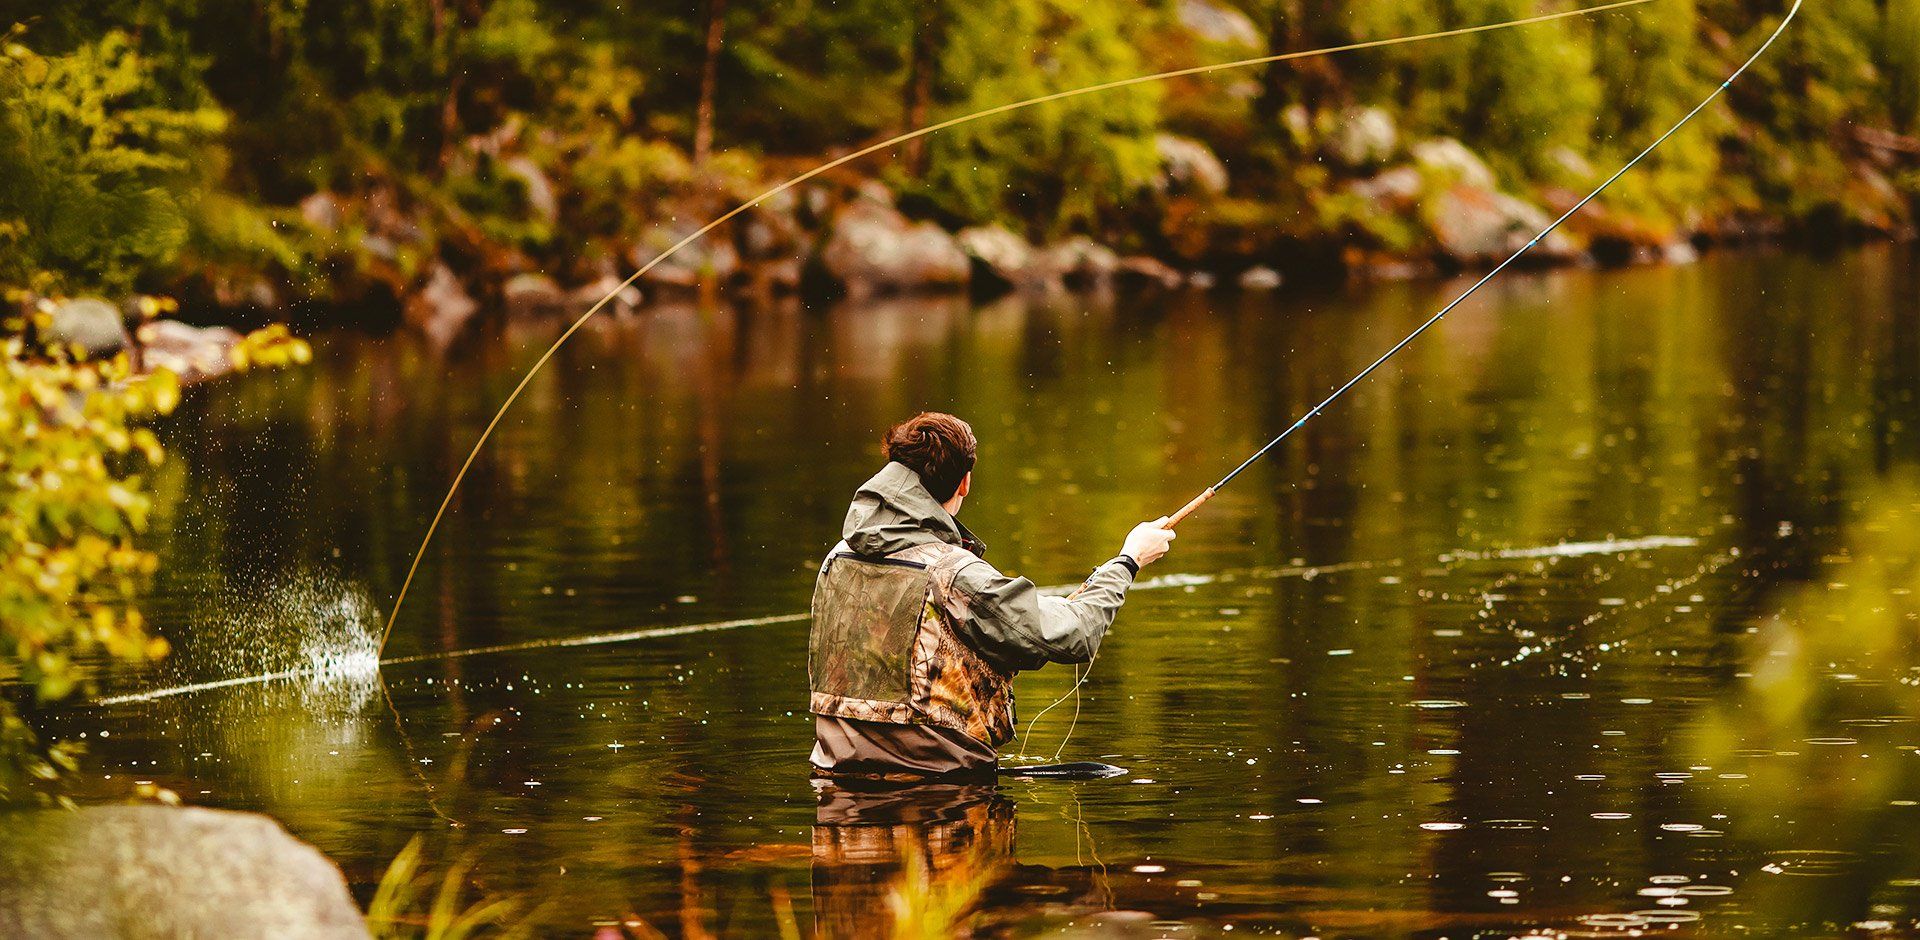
837, 462, 1135, 672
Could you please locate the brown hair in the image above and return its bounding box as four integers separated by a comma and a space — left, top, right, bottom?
884, 412, 977, 502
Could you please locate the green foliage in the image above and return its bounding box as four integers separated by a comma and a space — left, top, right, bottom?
915, 0, 1165, 238
0, 28, 225, 295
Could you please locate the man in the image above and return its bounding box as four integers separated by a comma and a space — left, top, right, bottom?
808, 411, 1175, 778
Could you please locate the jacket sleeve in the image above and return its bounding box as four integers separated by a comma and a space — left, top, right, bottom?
948, 557, 1135, 671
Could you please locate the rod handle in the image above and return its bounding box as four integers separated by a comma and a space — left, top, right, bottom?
1165, 487, 1215, 528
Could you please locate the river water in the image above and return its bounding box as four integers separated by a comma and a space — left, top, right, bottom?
49, 245, 1920, 935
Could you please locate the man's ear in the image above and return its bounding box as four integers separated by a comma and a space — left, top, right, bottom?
958, 471, 972, 498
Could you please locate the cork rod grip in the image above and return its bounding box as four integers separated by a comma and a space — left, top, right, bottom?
1165, 487, 1215, 528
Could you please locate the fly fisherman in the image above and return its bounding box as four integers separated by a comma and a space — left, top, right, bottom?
809, 412, 1176, 778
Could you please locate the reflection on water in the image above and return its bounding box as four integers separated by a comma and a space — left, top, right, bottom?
37, 245, 1920, 934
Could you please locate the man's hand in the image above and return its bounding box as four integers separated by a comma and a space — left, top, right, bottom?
1122, 517, 1176, 567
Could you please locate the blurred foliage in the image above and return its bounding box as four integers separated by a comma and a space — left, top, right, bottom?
0, 296, 310, 800
0, 0, 1915, 296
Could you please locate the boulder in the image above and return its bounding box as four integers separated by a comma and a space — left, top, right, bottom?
1426, 185, 1577, 264
1118, 255, 1183, 290
1155, 134, 1230, 195
817, 194, 970, 296
568, 272, 644, 313
1348, 166, 1424, 210
298, 192, 343, 233
1327, 106, 1398, 167
1177, 0, 1262, 46
502, 272, 567, 317
1412, 138, 1497, 190
0, 805, 366, 939
405, 262, 480, 346
44, 298, 128, 358
957, 225, 1058, 292
1237, 265, 1283, 290
630, 221, 740, 289
137, 319, 243, 385
501, 156, 558, 225
1042, 236, 1121, 290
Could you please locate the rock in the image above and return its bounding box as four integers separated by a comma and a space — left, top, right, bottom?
1155, 134, 1229, 195
502, 272, 567, 317
1042, 236, 1121, 290
1348, 166, 1424, 210
502, 156, 558, 224
299, 192, 343, 232
1237, 265, 1282, 289
405, 263, 479, 346
568, 273, 644, 313
1118, 255, 1184, 290
1661, 240, 1700, 265
817, 194, 970, 295
1177, 0, 1261, 46
137, 319, 243, 385
45, 298, 129, 358
0, 805, 366, 939
1412, 138, 1497, 190
957, 225, 1058, 292
1427, 184, 1576, 264
1188, 271, 1217, 289
630, 222, 740, 289
1327, 106, 1398, 167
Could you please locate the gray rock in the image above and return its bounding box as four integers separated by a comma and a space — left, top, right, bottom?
299, 192, 343, 232
568, 273, 644, 313
957, 225, 1058, 292
1177, 0, 1261, 46
405, 263, 480, 346
1427, 185, 1576, 263
1118, 255, 1184, 290
1042, 236, 1121, 290
1155, 134, 1230, 195
45, 298, 129, 358
1188, 270, 1218, 289
1348, 166, 1424, 209
818, 194, 970, 295
502, 272, 567, 317
1662, 240, 1700, 265
502, 156, 557, 224
1237, 265, 1283, 290
1327, 106, 1398, 167
1412, 138, 1497, 190
136, 319, 242, 385
630, 221, 740, 289
0, 805, 367, 939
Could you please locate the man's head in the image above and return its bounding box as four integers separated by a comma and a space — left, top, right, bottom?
884, 412, 976, 513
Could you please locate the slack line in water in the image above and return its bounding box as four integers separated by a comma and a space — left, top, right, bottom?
377, 0, 1662, 649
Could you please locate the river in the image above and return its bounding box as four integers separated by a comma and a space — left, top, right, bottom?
51, 244, 1920, 935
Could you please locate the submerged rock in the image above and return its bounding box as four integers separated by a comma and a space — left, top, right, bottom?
137, 319, 242, 385
818, 193, 969, 296
45, 298, 128, 358
0, 805, 366, 939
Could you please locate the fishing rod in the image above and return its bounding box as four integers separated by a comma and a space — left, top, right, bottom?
1025, 0, 1803, 761
1145, 0, 1804, 535
377, 0, 1662, 650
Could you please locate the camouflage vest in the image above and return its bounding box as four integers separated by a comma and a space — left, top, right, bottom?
808, 540, 1016, 747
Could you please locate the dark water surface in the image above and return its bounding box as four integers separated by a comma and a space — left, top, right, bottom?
49, 245, 1920, 936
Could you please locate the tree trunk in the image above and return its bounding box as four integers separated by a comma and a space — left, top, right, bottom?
901, 1, 942, 176
694, 0, 728, 168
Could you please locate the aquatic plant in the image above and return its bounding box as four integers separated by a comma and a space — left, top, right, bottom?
367, 835, 527, 940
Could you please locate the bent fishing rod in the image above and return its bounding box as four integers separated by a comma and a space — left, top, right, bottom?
377, 0, 1660, 649
1146, 0, 1803, 535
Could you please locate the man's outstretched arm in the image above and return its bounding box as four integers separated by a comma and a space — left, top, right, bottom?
950, 519, 1175, 670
